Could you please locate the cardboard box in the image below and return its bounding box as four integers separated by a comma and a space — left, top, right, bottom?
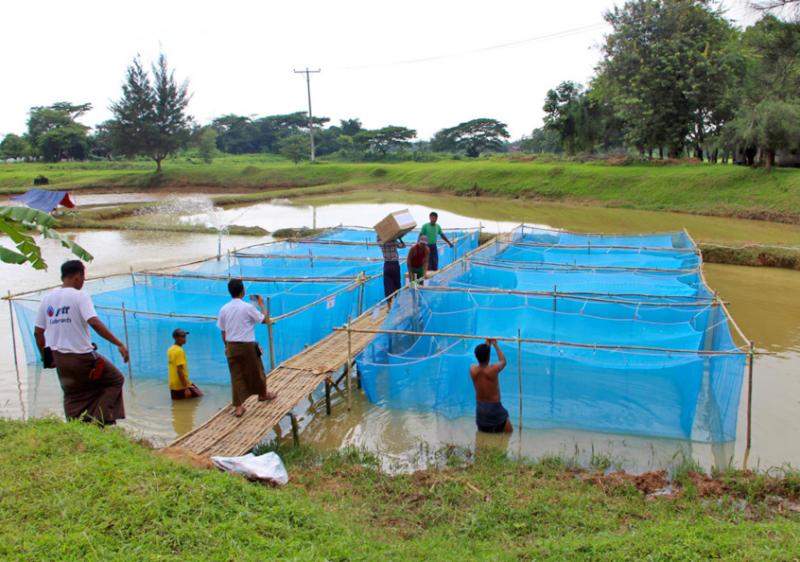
374, 209, 417, 243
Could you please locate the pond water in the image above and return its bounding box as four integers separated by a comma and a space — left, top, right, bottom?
2, 196, 799, 472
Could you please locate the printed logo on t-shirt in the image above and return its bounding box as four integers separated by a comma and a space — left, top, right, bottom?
49, 305, 73, 325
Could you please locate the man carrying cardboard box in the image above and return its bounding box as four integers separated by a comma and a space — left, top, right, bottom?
379, 234, 405, 300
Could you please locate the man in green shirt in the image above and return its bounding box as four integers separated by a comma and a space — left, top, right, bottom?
419, 211, 453, 271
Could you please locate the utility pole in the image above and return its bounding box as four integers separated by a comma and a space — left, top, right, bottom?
293, 67, 321, 161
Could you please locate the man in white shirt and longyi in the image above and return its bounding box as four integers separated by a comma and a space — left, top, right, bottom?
34, 260, 130, 426
217, 279, 277, 417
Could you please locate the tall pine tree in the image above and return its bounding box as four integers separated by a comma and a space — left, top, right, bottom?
109, 54, 191, 172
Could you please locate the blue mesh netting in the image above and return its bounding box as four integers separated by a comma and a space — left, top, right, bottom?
14, 228, 477, 386
356, 227, 746, 442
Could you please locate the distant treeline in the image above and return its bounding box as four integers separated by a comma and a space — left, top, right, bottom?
1, 1, 799, 169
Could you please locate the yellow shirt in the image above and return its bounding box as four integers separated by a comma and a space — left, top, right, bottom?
167, 344, 191, 390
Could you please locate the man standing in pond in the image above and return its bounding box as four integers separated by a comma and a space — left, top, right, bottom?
469, 339, 512, 434
34, 260, 129, 426
167, 328, 203, 400
419, 211, 453, 271
217, 279, 276, 417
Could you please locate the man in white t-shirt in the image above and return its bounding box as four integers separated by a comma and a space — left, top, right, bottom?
34, 260, 130, 425
217, 278, 277, 417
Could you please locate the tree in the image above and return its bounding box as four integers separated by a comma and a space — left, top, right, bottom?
196, 127, 217, 163
26, 102, 92, 162
431, 118, 510, 157
595, 0, 741, 157
0, 134, 32, 160
740, 15, 800, 104
211, 114, 261, 154
355, 126, 416, 156
88, 121, 114, 159
0, 206, 92, 270
279, 134, 311, 163
339, 118, 363, 137
724, 99, 800, 168
109, 54, 192, 172
518, 128, 563, 153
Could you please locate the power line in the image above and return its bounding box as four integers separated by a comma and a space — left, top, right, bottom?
340, 22, 607, 70
293, 68, 321, 161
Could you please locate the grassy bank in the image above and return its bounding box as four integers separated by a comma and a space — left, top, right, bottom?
2, 419, 799, 560
2, 155, 800, 223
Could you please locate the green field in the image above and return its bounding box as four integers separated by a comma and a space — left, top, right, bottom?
2, 419, 799, 560
3, 155, 800, 223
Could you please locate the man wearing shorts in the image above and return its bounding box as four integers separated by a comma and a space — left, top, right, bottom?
469, 339, 512, 433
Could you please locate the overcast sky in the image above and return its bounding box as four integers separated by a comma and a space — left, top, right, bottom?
1, 0, 754, 140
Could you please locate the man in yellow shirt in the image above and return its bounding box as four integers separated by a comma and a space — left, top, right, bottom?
168, 328, 203, 400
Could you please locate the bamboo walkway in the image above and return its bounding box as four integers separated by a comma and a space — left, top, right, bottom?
165, 308, 387, 458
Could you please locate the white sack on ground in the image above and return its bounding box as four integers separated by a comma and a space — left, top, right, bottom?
211, 452, 289, 485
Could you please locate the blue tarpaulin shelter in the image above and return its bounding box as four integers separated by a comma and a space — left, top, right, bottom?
11, 189, 75, 213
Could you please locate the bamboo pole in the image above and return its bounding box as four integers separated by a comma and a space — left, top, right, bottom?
517, 328, 523, 434
266, 297, 276, 371
357, 273, 366, 316
235, 251, 384, 262
7, 291, 20, 372
121, 302, 133, 381
141, 271, 359, 284
520, 222, 684, 239
418, 284, 718, 305
471, 258, 698, 274
508, 241, 698, 253
744, 341, 755, 470
289, 413, 300, 447
334, 326, 753, 356
346, 318, 353, 410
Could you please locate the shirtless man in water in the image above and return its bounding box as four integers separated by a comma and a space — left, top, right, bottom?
469, 339, 512, 433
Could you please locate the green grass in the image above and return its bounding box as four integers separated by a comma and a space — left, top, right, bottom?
2, 418, 799, 560
3, 154, 800, 223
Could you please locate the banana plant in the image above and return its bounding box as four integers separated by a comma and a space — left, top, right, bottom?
0, 205, 93, 270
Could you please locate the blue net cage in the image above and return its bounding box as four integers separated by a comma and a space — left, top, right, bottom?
356, 226, 747, 443
13, 228, 476, 386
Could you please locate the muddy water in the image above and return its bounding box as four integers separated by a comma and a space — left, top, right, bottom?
2, 197, 799, 472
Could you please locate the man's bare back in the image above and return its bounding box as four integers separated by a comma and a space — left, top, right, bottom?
470, 339, 512, 433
